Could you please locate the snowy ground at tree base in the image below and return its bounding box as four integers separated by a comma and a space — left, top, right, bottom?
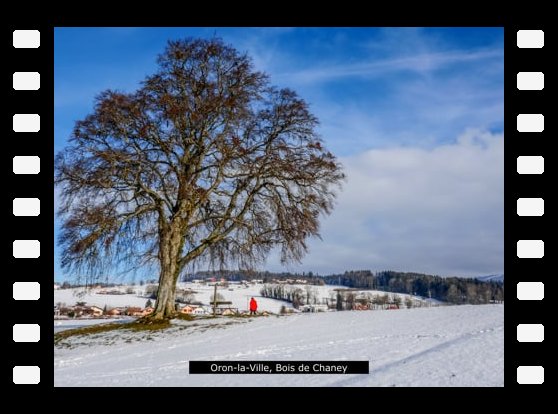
54, 318, 133, 333
54, 304, 503, 387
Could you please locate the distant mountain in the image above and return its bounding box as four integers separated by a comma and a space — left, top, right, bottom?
476, 274, 504, 283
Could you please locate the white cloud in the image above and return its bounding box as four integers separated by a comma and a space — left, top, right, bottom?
280, 48, 502, 85
266, 129, 503, 277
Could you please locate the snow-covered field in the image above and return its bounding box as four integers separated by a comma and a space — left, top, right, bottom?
54, 304, 503, 387
54, 284, 291, 313
54, 289, 148, 308
177, 283, 293, 313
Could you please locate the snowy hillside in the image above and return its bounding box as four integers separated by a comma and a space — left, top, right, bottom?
54, 304, 503, 387
54, 289, 148, 308
54, 284, 292, 313
476, 274, 504, 283
54, 318, 133, 333
54, 283, 433, 314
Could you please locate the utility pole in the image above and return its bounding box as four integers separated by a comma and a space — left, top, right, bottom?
213, 283, 218, 316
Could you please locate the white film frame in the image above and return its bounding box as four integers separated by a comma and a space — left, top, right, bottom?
516, 29, 545, 385
12, 28, 41, 386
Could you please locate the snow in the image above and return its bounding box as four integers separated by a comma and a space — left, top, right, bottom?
54, 283, 434, 314
54, 284, 292, 313
477, 274, 504, 283
54, 304, 503, 387
54, 318, 133, 333
176, 283, 293, 313
54, 289, 149, 309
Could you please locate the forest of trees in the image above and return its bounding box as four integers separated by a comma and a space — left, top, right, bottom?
182, 270, 326, 285
260, 284, 321, 308
61, 268, 503, 306
183, 269, 503, 305
322, 270, 504, 304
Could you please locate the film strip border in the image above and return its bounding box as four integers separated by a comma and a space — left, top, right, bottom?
7, 22, 546, 389
10, 24, 52, 386
514, 29, 546, 386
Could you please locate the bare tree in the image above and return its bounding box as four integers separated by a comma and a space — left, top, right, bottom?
55, 38, 344, 319
209, 292, 225, 303
404, 296, 413, 309
345, 292, 356, 310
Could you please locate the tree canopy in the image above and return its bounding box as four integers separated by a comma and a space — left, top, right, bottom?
55, 38, 345, 318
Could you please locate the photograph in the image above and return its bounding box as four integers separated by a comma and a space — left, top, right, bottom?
53, 27, 504, 387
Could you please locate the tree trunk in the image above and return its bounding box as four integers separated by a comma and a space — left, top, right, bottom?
151, 225, 183, 319
152, 266, 178, 319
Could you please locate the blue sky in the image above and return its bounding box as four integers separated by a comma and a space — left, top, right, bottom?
54, 27, 504, 280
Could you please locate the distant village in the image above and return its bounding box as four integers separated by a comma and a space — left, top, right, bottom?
53, 301, 258, 319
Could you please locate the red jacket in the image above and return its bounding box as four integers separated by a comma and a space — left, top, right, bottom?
250, 298, 258, 311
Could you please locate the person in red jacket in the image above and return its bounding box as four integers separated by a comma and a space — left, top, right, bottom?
249, 297, 258, 315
